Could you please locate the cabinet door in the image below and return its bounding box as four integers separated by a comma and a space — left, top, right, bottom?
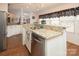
45, 34, 66, 56
22, 27, 26, 45
25, 31, 31, 52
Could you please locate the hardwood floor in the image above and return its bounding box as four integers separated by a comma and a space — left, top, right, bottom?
0, 34, 30, 56
67, 42, 79, 56
0, 34, 79, 56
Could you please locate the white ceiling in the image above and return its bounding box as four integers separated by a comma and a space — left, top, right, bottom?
8, 3, 63, 16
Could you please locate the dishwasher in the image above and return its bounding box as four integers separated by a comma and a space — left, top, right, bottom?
31, 32, 45, 56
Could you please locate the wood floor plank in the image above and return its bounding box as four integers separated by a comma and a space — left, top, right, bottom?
67, 42, 79, 56
0, 34, 79, 56
0, 34, 30, 56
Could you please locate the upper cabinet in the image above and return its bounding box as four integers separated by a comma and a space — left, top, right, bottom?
0, 3, 8, 12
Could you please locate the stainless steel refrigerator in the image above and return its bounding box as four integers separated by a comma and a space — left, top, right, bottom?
0, 11, 7, 51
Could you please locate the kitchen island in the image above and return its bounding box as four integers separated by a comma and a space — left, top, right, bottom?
22, 24, 66, 56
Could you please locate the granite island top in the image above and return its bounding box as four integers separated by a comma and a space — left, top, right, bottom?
22, 24, 64, 39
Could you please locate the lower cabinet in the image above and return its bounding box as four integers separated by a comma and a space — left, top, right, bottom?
31, 32, 66, 56
7, 25, 22, 37
22, 28, 66, 56
45, 31, 66, 56
22, 27, 32, 53
25, 30, 32, 53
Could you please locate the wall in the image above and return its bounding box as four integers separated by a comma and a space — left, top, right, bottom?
29, 13, 39, 24
0, 3, 8, 12
66, 14, 79, 46
32, 13, 39, 22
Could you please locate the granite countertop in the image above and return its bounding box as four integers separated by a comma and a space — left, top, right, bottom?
22, 24, 63, 39
32, 29, 62, 39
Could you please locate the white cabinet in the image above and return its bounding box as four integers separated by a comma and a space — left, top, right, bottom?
45, 30, 66, 56
22, 26, 66, 55
22, 27, 32, 52
31, 29, 66, 56
7, 25, 22, 37
22, 27, 26, 45
25, 30, 32, 52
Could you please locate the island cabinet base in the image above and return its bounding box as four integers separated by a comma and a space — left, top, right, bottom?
45, 32, 66, 56
31, 31, 66, 56
22, 24, 66, 56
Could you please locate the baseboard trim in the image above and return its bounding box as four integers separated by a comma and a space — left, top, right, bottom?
7, 34, 22, 38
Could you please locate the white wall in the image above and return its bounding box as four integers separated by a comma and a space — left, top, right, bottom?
75, 15, 79, 33
30, 13, 39, 23
67, 15, 79, 46
0, 3, 8, 12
